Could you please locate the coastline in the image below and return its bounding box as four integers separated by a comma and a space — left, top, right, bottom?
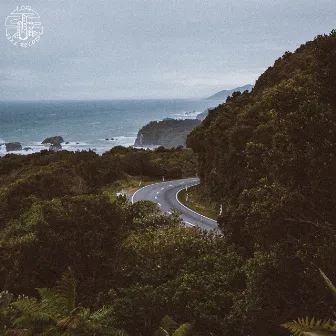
0, 100, 217, 157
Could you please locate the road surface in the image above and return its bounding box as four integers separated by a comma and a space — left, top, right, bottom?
132, 178, 218, 231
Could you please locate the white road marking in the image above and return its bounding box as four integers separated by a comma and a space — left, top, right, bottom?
156, 191, 159, 194
158, 203, 162, 207
169, 184, 173, 187
161, 187, 165, 190
155, 196, 158, 199
175, 184, 217, 223
167, 211, 172, 214
185, 221, 196, 227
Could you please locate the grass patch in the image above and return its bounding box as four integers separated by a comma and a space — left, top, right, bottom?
177, 185, 218, 220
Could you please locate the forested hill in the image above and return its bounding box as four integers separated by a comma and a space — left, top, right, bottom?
187, 30, 336, 328
188, 30, 336, 230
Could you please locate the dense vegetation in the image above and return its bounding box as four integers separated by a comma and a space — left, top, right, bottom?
0, 31, 335, 336
188, 30, 336, 333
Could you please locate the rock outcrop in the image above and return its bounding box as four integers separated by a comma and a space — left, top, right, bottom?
41, 136, 64, 146
134, 119, 201, 149
5, 142, 22, 152
49, 144, 62, 151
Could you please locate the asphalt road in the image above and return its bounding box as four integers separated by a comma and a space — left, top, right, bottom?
132, 178, 218, 231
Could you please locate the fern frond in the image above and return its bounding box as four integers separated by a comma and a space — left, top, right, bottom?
320, 269, 336, 300
37, 288, 66, 317
160, 315, 178, 335
13, 313, 54, 328
154, 327, 170, 336
282, 317, 336, 335
56, 267, 76, 313
89, 306, 113, 323
36, 288, 58, 303
172, 323, 193, 336
12, 298, 55, 329
12, 299, 39, 315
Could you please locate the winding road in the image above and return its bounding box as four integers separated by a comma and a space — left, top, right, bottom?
131, 178, 218, 231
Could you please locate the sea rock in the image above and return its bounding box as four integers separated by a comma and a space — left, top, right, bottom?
5, 142, 22, 152
134, 119, 201, 149
65, 141, 70, 144
49, 143, 62, 151
23, 147, 32, 151
41, 136, 64, 146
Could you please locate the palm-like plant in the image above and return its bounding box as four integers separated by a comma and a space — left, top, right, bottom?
6, 267, 127, 336
282, 270, 336, 336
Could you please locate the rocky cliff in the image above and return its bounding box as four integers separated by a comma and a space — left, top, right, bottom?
134, 119, 201, 149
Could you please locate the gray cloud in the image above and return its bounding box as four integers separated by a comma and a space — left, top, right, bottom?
0, 0, 334, 100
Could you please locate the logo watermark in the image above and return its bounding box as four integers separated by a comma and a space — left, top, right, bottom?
5, 5, 43, 48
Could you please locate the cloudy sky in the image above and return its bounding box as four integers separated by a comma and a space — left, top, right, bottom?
0, 0, 334, 100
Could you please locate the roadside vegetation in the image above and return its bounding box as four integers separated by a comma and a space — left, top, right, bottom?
177, 186, 218, 220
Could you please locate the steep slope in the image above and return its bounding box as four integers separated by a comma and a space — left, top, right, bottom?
188, 30, 336, 256
187, 29, 336, 335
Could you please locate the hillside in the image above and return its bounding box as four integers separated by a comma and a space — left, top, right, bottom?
188, 30, 336, 334
205, 84, 253, 100
134, 118, 201, 149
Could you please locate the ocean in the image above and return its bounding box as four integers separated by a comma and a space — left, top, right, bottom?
0, 99, 218, 156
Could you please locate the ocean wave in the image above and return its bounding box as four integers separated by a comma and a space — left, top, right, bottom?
0, 136, 137, 158
173, 110, 201, 119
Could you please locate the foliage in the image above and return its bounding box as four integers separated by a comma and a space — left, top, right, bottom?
282, 271, 336, 336
5, 268, 127, 336
187, 30, 336, 334
154, 316, 192, 336
282, 317, 336, 336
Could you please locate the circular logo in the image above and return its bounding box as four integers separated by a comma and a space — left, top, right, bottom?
5, 5, 43, 48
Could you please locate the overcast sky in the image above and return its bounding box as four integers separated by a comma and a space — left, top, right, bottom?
0, 0, 334, 100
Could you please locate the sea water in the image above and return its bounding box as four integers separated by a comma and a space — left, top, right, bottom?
0, 99, 218, 156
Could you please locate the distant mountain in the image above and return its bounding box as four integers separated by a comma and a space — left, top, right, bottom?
205, 84, 254, 100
